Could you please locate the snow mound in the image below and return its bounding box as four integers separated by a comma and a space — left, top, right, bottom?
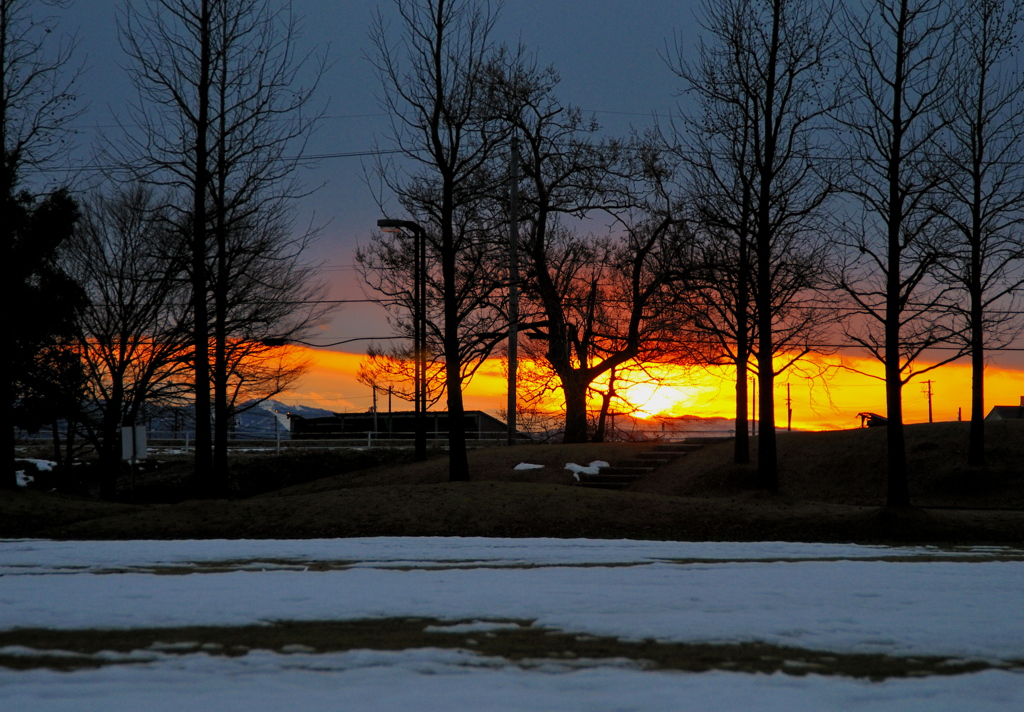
514, 463, 545, 471
565, 461, 611, 481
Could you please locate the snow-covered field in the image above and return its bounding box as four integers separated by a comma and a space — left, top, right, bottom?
1, 538, 1022, 711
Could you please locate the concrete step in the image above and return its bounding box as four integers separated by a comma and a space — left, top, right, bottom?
575, 474, 644, 490
598, 466, 654, 477
635, 452, 680, 462
571, 442, 710, 490
618, 457, 672, 468
651, 443, 704, 453
574, 469, 646, 487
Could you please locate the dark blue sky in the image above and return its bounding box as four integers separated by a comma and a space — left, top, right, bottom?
50, 1, 1024, 376
59, 0, 697, 343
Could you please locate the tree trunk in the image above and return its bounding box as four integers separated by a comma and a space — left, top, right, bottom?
734, 225, 751, 465
967, 164, 985, 469
883, 0, 910, 510
591, 368, 616, 443
563, 374, 589, 443
98, 384, 123, 499
885, 234, 910, 507
442, 192, 469, 482
444, 329, 469, 481
3, 375, 14, 489
756, 336, 778, 489
754, 0, 781, 492
50, 421, 64, 471
884, 357, 909, 507
211, 177, 229, 489
968, 305, 985, 468
190, 0, 213, 491
734, 357, 749, 464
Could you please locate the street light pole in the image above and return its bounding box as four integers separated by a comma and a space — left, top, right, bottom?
378, 218, 428, 461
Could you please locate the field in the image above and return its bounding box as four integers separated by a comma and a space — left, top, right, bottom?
5, 422, 1023, 710
6, 420, 1023, 544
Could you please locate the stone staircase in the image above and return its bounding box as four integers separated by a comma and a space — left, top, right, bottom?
574, 441, 709, 490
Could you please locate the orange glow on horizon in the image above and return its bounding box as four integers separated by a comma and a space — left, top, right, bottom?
281, 346, 1024, 431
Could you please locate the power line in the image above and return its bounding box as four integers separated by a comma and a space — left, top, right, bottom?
24, 148, 407, 174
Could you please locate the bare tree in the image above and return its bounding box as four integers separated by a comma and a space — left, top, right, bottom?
3, 0, 83, 487
484, 54, 690, 443
672, 120, 757, 465
1, 0, 82, 194
369, 0, 511, 481
205, 0, 326, 475
675, 216, 836, 461
511, 207, 691, 443
11, 186, 85, 477
934, 0, 1024, 469
668, 0, 841, 487
118, 0, 327, 490
836, 0, 960, 507
356, 343, 446, 410
118, 0, 217, 483
68, 185, 192, 496
356, 218, 508, 422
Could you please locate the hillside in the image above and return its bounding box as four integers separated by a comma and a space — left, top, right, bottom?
4, 422, 1022, 544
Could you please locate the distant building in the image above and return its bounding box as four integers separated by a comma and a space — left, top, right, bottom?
986, 397, 1024, 420
288, 410, 527, 440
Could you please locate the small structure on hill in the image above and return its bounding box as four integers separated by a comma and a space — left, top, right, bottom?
857, 412, 888, 428
986, 397, 1024, 420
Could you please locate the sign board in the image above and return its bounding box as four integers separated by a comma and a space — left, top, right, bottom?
121, 425, 148, 460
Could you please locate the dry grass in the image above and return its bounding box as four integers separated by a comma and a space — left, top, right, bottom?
639, 421, 1024, 508
4, 422, 1022, 544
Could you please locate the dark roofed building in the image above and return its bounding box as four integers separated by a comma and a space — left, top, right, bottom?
986, 397, 1024, 420
289, 410, 527, 440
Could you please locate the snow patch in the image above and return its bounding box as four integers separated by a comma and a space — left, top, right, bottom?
564, 460, 610, 477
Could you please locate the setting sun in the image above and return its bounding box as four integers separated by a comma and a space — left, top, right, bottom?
282, 346, 1024, 433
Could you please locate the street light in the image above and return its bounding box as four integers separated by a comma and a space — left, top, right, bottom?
377, 218, 428, 461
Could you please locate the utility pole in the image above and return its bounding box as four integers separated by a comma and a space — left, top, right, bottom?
372, 384, 378, 434
507, 133, 519, 446
922, 380, 935, 423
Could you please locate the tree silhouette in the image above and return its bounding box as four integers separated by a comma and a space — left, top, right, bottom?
3, 0, 82, 487
11, 187, 85, 481
836, 0, 961, 507
118, 0, 327, 491
934, 0, 1024, 470
668, 0, 841, 485
68, 185, 192, 495
368, 0, 512, 481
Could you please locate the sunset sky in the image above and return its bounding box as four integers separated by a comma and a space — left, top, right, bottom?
284, 348, 1024, 432
53, 1, 1024, 430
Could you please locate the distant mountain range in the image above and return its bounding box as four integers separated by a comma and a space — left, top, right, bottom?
146, 400, 743, 440
145, 399, 339, 440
